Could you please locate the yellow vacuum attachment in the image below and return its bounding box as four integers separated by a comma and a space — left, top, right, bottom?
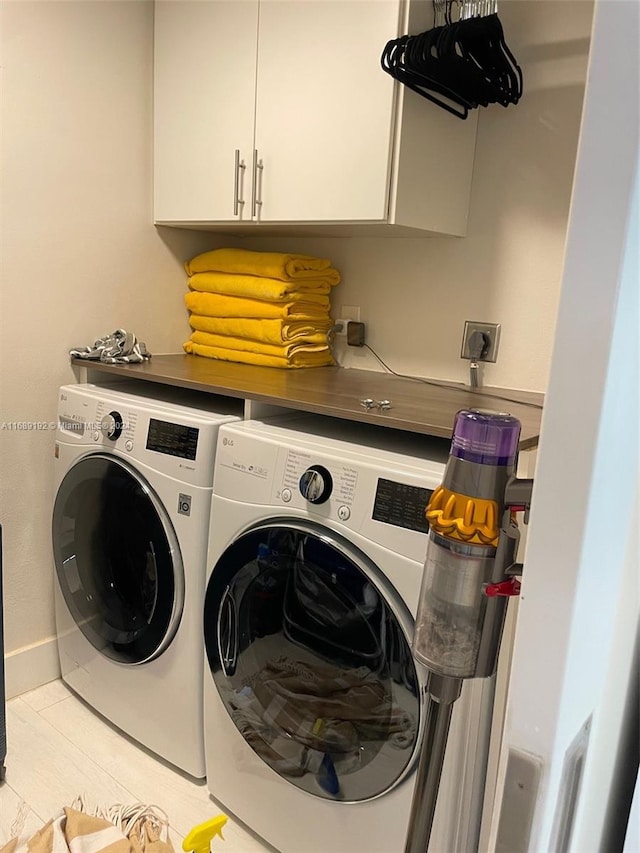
426, 485, 500, 546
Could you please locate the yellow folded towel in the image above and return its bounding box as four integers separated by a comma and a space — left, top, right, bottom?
185, 291, 330, 319
184, 340, 334, 369
188, 272, 332, 300
188, 330, 330, 357
189, 315, 332, 345
185, 248, 341, 285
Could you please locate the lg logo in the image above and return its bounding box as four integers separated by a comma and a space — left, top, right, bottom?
222, 437, 235, 446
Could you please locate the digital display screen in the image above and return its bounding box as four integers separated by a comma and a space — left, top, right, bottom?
146, 418, 199, 460
372, 478, 433, 534
59, 417, 85, 436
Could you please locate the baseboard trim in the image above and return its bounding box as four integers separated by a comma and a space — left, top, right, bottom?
5, 636, 61, 700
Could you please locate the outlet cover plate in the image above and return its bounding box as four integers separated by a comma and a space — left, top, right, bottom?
461, 321, 501, 362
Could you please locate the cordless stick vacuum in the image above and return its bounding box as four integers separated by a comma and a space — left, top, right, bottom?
405, 409, 534, 853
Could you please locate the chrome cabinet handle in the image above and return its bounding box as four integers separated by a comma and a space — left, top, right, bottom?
233, 149, 246, 217
251, 149, 263, 220
216, 585, 238, 677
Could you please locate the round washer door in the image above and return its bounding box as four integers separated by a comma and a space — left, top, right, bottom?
52, 453, 184, 664
204, 521, 422, 803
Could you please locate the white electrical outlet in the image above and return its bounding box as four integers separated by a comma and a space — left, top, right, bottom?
461, 321, 501, 362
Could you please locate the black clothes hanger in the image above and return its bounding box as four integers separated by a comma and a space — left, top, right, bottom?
381, 0, 523, 120
381, 32, 472, 119
454, 13, 522, 105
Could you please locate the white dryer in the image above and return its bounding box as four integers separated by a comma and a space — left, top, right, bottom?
203, 415, 497, 853
52, 383, 240, 778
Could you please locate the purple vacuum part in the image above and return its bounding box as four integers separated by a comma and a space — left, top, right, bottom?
450, 409, 521, 466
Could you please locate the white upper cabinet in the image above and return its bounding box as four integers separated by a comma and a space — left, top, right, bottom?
253, 1, 399, 224
154, 1, 259, 223
154, 0, 478, 235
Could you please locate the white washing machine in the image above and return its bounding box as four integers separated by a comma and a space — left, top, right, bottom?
203, 414, 497, 853
52, 383, 241, 778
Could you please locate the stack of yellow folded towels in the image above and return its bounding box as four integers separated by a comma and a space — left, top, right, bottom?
182, 248, 340, 369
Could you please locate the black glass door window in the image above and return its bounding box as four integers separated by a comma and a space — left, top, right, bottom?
52, 454, 183, 664
204, 522, 421, 802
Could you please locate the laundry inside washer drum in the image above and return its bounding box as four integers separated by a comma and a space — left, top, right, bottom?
205, 526, 420, 801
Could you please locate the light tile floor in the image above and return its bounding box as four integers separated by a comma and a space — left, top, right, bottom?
0, 680, 273, 852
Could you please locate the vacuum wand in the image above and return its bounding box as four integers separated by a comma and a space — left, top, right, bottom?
405, 675, 462, 853
404, 409, 533, 853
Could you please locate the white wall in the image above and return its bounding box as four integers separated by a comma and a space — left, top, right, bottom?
242, 0, 594, 392
0, 0, 215, 686
492, 0, 639, 845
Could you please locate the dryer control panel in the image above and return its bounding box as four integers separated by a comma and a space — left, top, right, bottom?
145, 417, 199, 460
56, 384, 239, 488
100, 411, 124, 441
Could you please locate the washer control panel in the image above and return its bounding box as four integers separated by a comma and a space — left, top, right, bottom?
214, 421, 446, 559
299, 465, 333, 504
283, 449, 357, 514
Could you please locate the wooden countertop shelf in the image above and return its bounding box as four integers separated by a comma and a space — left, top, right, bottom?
72, 354, 544, 450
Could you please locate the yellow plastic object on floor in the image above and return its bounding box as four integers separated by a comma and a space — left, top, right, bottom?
182, 816, 228, 853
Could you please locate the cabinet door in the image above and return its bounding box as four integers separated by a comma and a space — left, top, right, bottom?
154, 1, 259, 223
254, 0, 400, 223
